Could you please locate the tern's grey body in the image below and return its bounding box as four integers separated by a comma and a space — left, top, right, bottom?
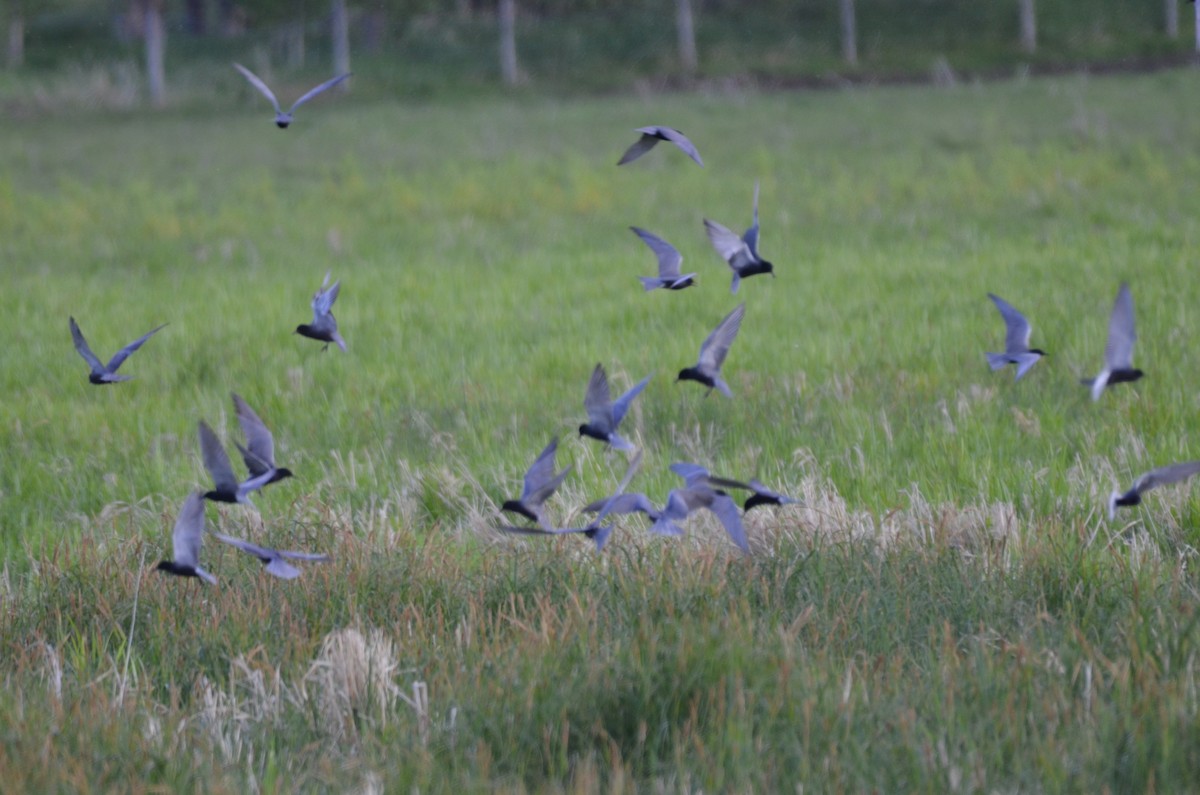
233, 63, 351, 128
617, 126, 703, 167
578, 364, 651, 451
677, 303, 746, 397
232, 393, 294, 488
704, 182, 774, 293
154, 492, 217, 584
1109, 461, 1200, 519
650, 486, 748, 553
210, 530, 329, 579
501, 437, 571, 531
631, 227, 696, 291
70, 316, 166, 385
984, 293, 1046, 381
295, 271, 346, 351
199, 420, 273, 505
1082, 283, 1142, 401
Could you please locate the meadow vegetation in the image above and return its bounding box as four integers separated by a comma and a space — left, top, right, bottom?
1, 68, 1200, 790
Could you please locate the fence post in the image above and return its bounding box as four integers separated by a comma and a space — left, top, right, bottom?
839, 0, 857, 65
499, 0, 519, 85
1018, 0, 1036, 54
677, 0, 698, 73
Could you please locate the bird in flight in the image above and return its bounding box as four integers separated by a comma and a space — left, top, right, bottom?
155, 491, 217, 584
69, 316, 166, 385
617, 126, 703, 167
984, 293, 1046, 381
677, 303, 746, 397
1081, 283, 1142, 401
295, 271, 346, 352
233, 63, 351, 128
704, 181, 774, 293
1109, 461, 1200, 519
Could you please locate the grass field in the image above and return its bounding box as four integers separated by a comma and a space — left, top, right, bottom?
2, 68, 1200, 790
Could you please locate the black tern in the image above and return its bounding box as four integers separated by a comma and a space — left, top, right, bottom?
650, 486, 748, 553
210, 530, 330, 579
669, 463, 800, 513
704, 182, 774, 293
501, 450, 643, 551
985, 294, 1046, 381
155, 491, 216, 584
295, 271, 346, 351
617, 126, 703, 167
1082, 283, 1142, 401
501, 437, 571, 531
199, 420, 273, 505
631, 226, 696, 291
69, 316, 166, 385
232, 393, 294, 489
579, 364, 651, 451
677, 303, 746, 397
233, 63, 351, 128
1109, 461, 1200, 519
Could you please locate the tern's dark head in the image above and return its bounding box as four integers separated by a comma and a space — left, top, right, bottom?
155, 560, 197, 579
1030, 348, 1048, 356
578, 424, 588, 438
270, 467, 295, 484
275, 120, 291, 129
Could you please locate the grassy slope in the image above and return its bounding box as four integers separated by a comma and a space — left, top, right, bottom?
0, 70, 1199, 790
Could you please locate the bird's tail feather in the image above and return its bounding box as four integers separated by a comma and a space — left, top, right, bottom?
984, 352, 1009, 371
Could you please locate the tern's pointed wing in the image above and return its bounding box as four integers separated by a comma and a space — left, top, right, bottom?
211, 530, 274, 560
522, 437, 561, 499
106, 323, 166, 373
198, 420, 239, 493
707, 492, 749, 553
312, 277, 341, 320
616, 132, 658, 165
584, 364, 614, 428
69, 317, 105, 373
704, 219, 756, 272
289, 73, 352, 111
1104, 282, 1136, 370
233, 62, 282, 112
1133, 461, 1200, 495
235, 441, 273, 478
171, 492, 206, 568
611, 374, 651, 427
670, 462, 710, 488
589, 449, 644, 528
631, 226, 684, 279
232, 393, 277, 469
987, 294, 1032, 353
743, 181, 761, 257
581, 492, 659, 518
697, 303, 746, 374
651, 127, 703, 167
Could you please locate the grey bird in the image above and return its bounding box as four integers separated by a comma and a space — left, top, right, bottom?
580, 492, 661, 521
232, 393, 294, 489
617, 126, 703, 167
985, 294, 1046, 381
233, 63, 351, 128
578, 364, 651, 451
669, 463, 800, 513
677, 303, 746, 397
704, 182, 774, 293
198, 420, 274, 505
210, 530, 330, 579
295, 271, 346, 351
501, 437, 571, 531
650, 486, 748, 554
501, 450, 643, 551
70, 316, 166, 385
631, 226, 696, 291
154, 492, 217, 584
1082, 282, 1143, 401
1109, 461, 1200, 519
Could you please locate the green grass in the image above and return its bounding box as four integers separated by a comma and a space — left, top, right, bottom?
1, 69, 1200, 790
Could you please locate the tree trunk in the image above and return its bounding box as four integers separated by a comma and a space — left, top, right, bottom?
6, 15, 24, 69
331, 0, 351, 85
1165, 0, 1179, 39
839, 0, 857, 66
499, 0, 519, 86
145, 0, 167, 107
1018, 0, 1036, 54
676, 0, 697, 73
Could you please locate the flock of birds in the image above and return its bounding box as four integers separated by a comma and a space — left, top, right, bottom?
65, 65, 1197, 583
